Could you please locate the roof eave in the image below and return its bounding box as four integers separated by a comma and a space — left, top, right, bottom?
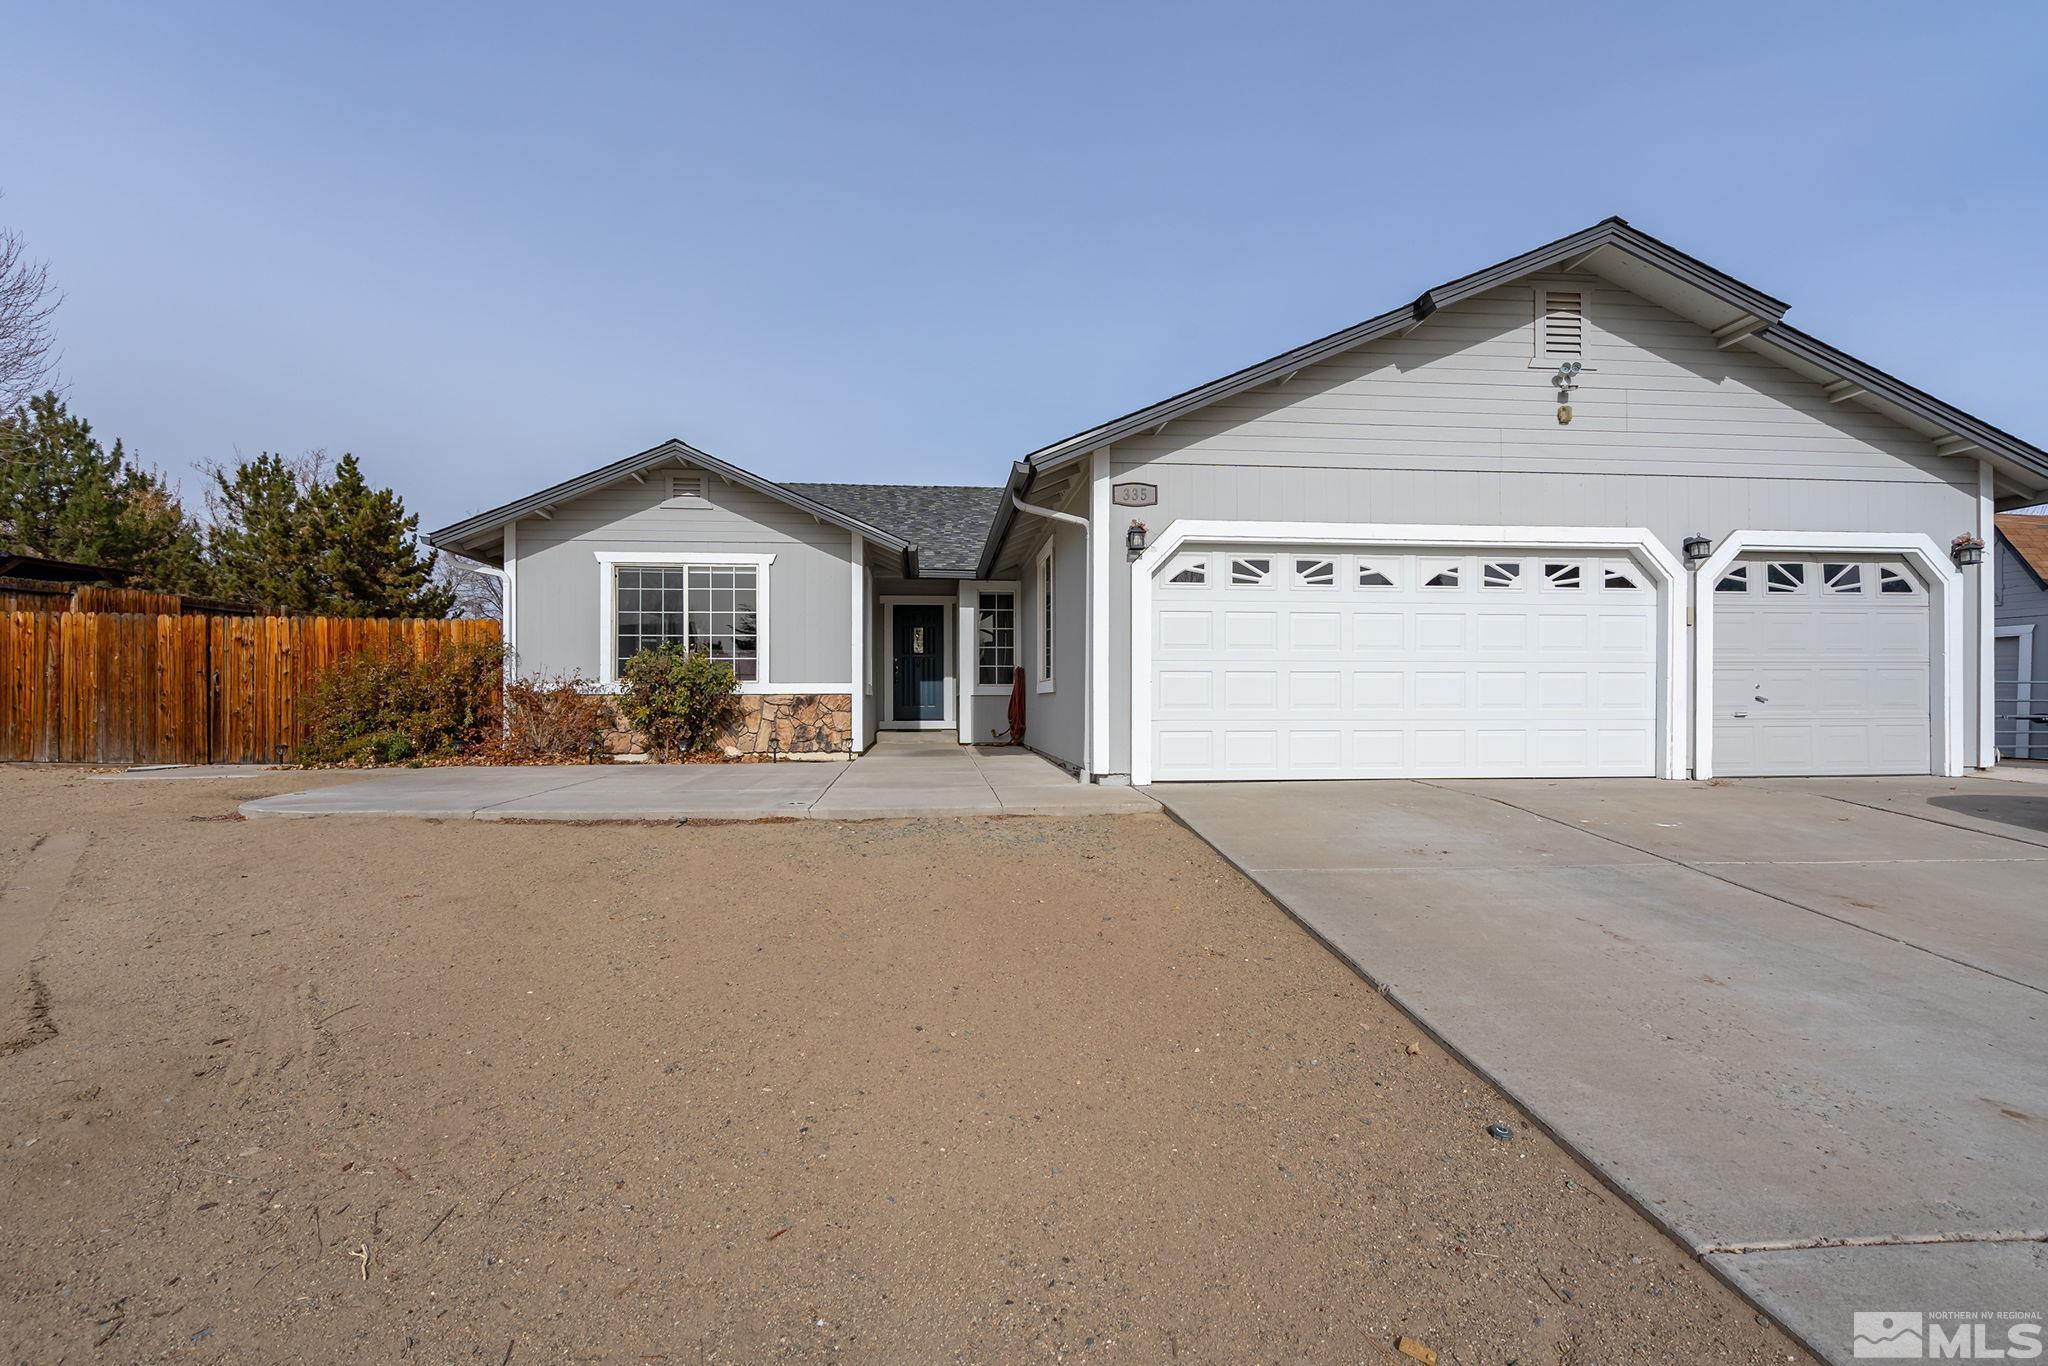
427, 438, 913, 557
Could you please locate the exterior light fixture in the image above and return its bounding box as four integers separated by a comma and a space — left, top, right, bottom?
1682, 534, 1713, 564
1126, 520, 1148, 561
1951, 534, 1985, 567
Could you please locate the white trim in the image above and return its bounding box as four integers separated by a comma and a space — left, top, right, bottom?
1978, 461, 1996, 767
593, 550, 775, 688
956, 581, 1022, 745
1128, 521, 1687, 786
1997, 624, 2036, 760
501, 520, 519, 680
849, 533, 865, 754
1089, 450, 1111, 778
1035, 540, 1057, 693
1693, 531, 1965, 779
881, 595, 955, 730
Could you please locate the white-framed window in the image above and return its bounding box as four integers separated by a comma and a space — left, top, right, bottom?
1036, 543, 1055, 689
1879, 565, 1918, 595
1292, 556, 1336, 588
976, 591, 1015, 685
1356, 560, 1396, 589
1482, 560, 1522, 590
1716, 564, 1749, 594
1823, 562, 1863, 594
1419, 557, 1460, 589
616, 563, 759, 680
1543, 560, 1583, 590
1229, 556, 1273, 587
1766, 561, 1805, 593
1602, 560, 1643, 590
1164, 553, 1208, 586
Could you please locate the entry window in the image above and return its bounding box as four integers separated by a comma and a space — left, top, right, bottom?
1766, 562, 1805, 593
1420, 559, 1460, 589
616, 565, 758, 680
1293, 557, 1336, 588
1823, 563, 1863, 594
1716, 565, 1749, 593
1543, 561, 1582, 590
1037, 546, 1056, 685
1357, 561, 1395, 588
1879, 566, 1917, 595
976, 593, 1015, 685
1482, 560, 1522, 589
1230, 557, 1273, 586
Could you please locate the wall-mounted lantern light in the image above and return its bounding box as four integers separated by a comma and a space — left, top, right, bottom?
1126, 521, 1148, 562
1951, 534, 1985, 567
1682, 534, 1713, 565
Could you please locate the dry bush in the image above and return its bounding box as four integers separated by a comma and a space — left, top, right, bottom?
296, 639, 504, 765
478, 673, 613, 762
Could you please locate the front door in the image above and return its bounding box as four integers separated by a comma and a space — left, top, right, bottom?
892, 604, 946, 722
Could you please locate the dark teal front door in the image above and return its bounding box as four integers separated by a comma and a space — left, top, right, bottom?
892, 604, 946, 722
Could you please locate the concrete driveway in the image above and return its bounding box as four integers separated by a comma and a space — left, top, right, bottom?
1149, 775, 2048, 1365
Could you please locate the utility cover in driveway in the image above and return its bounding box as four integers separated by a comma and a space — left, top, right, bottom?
1149, 546, 1661, 780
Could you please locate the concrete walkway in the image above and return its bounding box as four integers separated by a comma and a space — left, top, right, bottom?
1148, 776, 2048, 1366
239, 732, 1156, 822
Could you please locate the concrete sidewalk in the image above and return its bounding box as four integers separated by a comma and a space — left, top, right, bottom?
239, 733, 1157, 822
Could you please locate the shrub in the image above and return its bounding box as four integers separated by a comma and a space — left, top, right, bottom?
480, 672, 613, 762
616, 644, 740, 759
297, 638, 505, 765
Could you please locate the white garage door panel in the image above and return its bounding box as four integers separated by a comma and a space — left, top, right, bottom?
1150, 547, 1661, 781
1711, 555, 1931, 777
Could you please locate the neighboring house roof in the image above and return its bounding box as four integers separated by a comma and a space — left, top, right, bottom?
0, 553, 131, 585
1004, 216, 2048, 491
428, 438, 914, 565
1997, 513, 2048, 587
785, 483, 1003, 576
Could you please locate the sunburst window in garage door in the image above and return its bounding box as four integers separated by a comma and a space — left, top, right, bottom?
1149, 545, 1662, 781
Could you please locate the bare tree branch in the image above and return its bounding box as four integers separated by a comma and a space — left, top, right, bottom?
0, 193, 61, 412
437, 553, 504, 620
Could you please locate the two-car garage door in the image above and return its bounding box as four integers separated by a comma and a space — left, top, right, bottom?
1149, 546, 1663, 780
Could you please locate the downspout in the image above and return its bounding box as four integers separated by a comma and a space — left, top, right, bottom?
1007, 488, 1091, 784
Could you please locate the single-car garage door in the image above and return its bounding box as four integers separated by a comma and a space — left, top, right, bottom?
1710, 554, 1931, 776
1149, 546, 1663, 780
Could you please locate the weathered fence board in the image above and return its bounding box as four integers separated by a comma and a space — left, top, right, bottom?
0, 611, 498, 765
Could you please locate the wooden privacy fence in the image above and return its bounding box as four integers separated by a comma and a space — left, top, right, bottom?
1, 612, 500, 765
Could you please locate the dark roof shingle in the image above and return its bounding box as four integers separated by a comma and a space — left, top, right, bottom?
785, 483, 1004, 575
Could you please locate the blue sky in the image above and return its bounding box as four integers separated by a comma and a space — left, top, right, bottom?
9, 2, 2046, 532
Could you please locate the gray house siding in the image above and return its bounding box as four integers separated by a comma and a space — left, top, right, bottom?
1096, 272, 1981, 777
1996, 539, 2048, 755
511, 473, 856, 687
1016, 499, 1090, 770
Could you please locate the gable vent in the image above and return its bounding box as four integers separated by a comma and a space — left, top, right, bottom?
668, 472, 705, 501
1540, 288, 1585, 357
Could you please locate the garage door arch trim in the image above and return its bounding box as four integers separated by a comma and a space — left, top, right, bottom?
1130, 521, 1687, 784
1693, 531, 1964, 780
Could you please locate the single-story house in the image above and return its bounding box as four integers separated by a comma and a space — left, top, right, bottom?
430, 217, 2048, 782
1995, 512, 2048, 758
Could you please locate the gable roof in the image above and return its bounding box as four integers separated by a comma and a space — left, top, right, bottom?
428, 438, 914, 565
1997, 513, 2048, 587
784, 483, 1003, 576
1009, 217, 2048, 497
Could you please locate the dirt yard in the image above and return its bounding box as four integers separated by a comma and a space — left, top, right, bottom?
0, 765, 1804, 1364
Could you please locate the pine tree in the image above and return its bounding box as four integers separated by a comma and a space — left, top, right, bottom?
0, 392, 210, 592
208, 451, 454, 617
